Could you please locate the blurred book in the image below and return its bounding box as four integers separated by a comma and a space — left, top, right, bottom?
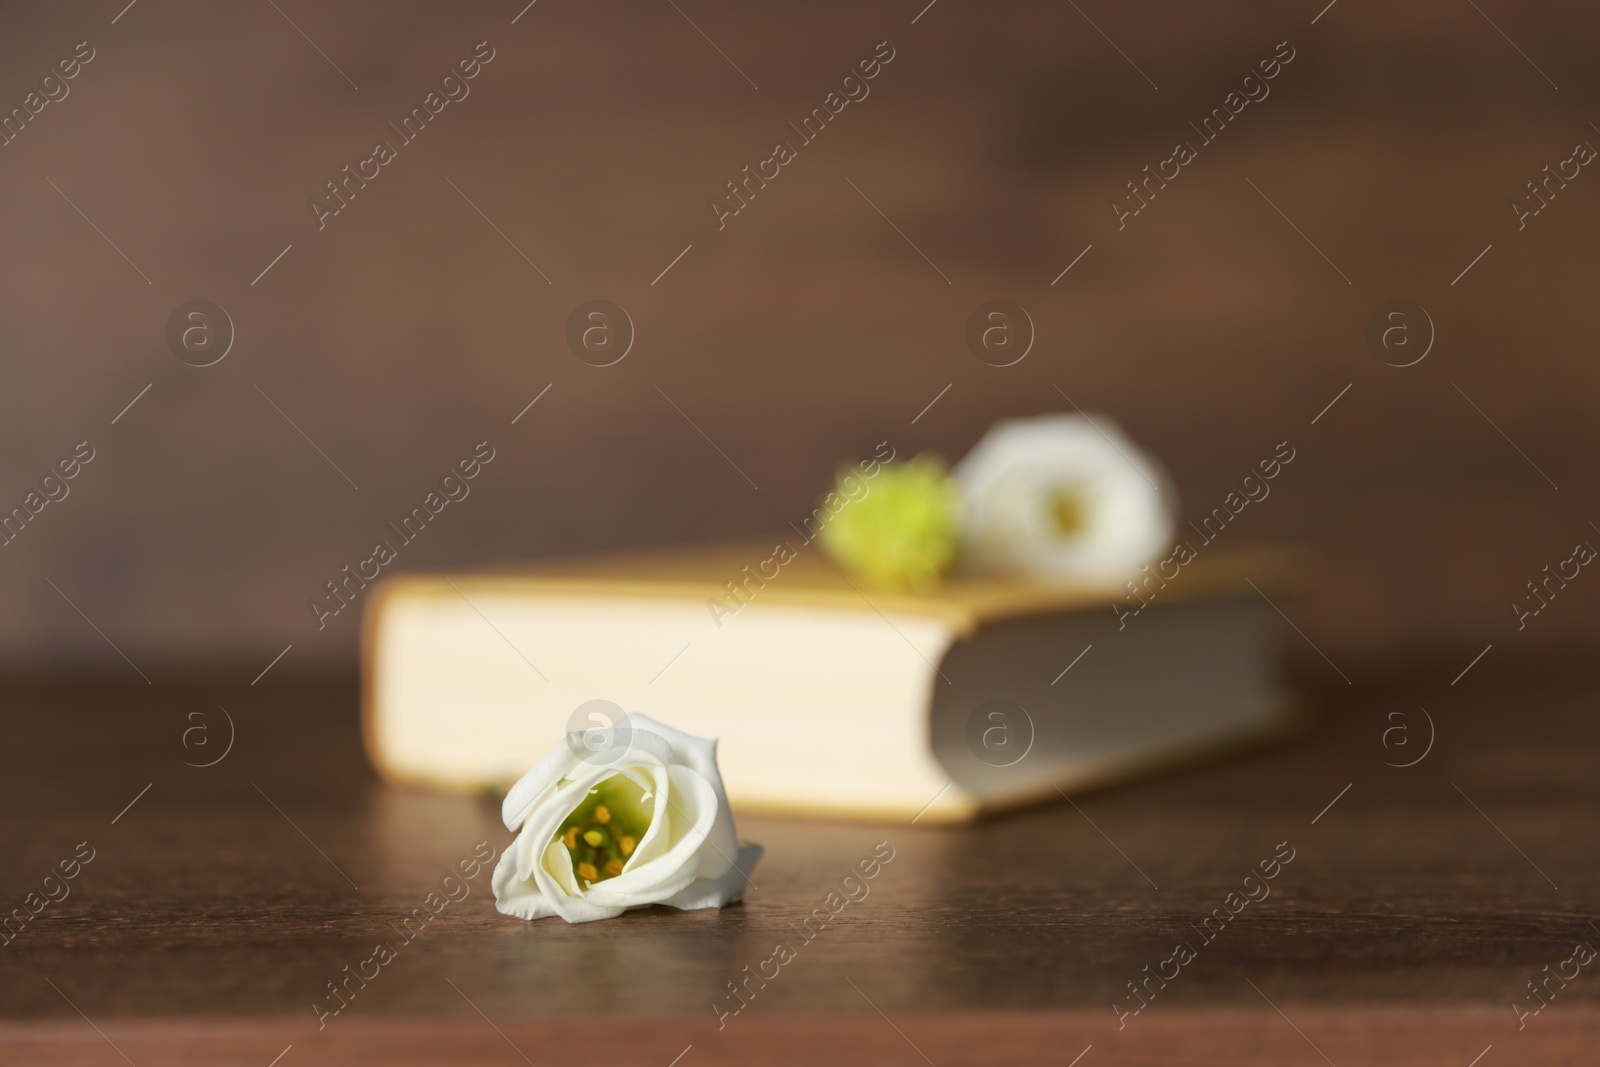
361, 540, 1299, 823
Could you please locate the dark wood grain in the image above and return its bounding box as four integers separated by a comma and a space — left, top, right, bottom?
1, 1011, 1594, 1067
1, 655, 1597, 1061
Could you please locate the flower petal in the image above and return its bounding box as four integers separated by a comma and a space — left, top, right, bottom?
490, 845, 560, 920
659, 842, 763, 912
624, 715, 721, 787
500, 737, 584, 831
586, 764, 719, 907
627, 716, 738, 879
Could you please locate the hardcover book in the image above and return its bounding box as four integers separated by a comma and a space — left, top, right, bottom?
362, 540, 1298, 823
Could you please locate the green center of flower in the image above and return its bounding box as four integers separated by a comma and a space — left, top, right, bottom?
1049, 490, 1088, 537
554, 774, 654, 887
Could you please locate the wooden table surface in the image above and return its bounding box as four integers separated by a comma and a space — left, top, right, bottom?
2, 656, 1596, 1065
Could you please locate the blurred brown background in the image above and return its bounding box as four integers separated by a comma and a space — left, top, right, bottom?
1, 0, 1596, 679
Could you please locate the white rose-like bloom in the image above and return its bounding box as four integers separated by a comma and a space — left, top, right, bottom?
492, 714, 762, 924
954, 413, 1176, 580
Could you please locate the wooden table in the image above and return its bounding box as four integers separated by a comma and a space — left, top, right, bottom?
1, 657, 1595, 1064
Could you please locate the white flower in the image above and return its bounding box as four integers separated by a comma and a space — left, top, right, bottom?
953, 413, 1175, 580
492, 714, 762, 924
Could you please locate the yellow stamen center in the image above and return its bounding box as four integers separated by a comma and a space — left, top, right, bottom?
1049, 490, 1088, 537
553, 774, 654, 887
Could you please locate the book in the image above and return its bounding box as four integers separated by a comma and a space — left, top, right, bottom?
361, 540, 1300, 823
